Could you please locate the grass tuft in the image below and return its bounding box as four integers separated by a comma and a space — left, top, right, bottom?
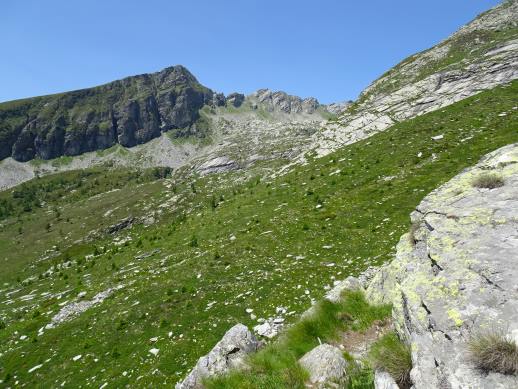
468, 330, 518, 375
472, 172, 505, 189
369, 332, 412, 388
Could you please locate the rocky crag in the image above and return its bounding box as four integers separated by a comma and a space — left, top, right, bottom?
314, 0, 518, 156
364, 143, 518, 388
0, 66, 214, 162
0, 66, 331, 164
0, 73, 332, 190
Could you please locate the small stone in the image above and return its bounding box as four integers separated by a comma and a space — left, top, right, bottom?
299, 344, 348, 385
374, 370, 398, 389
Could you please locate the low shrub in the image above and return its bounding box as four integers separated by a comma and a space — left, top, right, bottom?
468, 330, 518, 375
472, 173, 504, 189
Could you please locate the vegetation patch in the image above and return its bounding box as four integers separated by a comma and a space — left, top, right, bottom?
471, 172, 505, 189
205, 290, 391, 389
369, 332, 412, 388
468, 330, 518, 375
0, 82, 516, 387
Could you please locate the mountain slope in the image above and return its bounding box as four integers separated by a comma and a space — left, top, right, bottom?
1, 80, 516, 387
0, 81, 332, 191
314, 0, 518, 156
1, 2, 518, 387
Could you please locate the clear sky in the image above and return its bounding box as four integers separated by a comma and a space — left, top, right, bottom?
1, 0, 501, 104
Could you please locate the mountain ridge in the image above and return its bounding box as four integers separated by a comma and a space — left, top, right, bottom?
0, 65, 331, 165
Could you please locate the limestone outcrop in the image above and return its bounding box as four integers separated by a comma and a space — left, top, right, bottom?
365, 144, 518, 388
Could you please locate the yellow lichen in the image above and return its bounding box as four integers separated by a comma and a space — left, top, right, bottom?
447, 309, 463, 327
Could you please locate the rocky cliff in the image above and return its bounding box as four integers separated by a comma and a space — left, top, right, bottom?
366, 143, 518, 388
314, 0, 518, 156
0, 64, 334, 165
0, 65, 215, 162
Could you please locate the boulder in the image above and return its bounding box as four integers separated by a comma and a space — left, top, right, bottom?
175, 324, 259, 389
253, 319, 284, 339
299, 344, 348, 387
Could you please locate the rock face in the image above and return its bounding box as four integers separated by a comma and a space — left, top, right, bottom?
315, 1, 518, 156
251, 89, 322, 114
299, 344, 348, 387
366, 144, 518, 389
326, 101, 352, 115
175, 323, 259, 389
197, 156, 238, 175
0, 66, 214, 162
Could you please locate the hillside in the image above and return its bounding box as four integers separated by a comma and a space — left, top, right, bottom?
0, 84, 332, 191
1, 79, 516, 387
199, 142, 518, 389
1, 1, 518, 388
0, 66, 214, 161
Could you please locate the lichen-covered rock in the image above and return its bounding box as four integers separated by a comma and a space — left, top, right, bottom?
374, 370, 398, 389
299, 344, 348, 387
175, 324, 259, 389
365, 144, 518, 389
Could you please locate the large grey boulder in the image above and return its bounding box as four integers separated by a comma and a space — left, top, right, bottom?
175, 324, 259, 389
299, 344, 348, 387
366, 144, 518, 389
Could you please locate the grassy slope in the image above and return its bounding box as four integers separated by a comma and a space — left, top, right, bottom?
0, 81, 517, 387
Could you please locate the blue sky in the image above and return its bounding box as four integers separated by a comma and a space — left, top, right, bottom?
1, 0, 501, 104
